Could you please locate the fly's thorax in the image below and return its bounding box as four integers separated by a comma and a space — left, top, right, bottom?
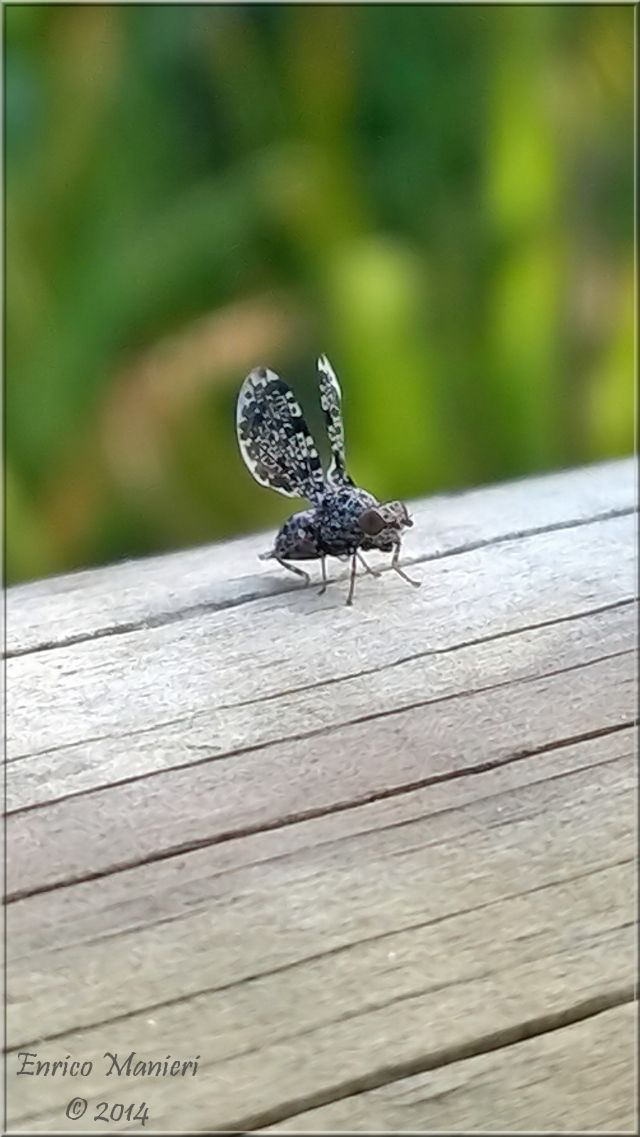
316, 486, 379, 555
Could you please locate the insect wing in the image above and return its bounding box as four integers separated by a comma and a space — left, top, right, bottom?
236, 367, 325, 502
317, 354, 354, 487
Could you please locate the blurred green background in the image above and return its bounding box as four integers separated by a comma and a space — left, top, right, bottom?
6, 3, 634, 585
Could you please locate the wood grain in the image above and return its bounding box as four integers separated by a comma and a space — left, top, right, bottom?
6, 459, 637, 1133
6, 457, 634, 657
7, 513, 635, 797
259, 1003, 637, 1133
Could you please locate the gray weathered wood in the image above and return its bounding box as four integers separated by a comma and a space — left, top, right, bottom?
260, 1003, 636, 1133
7, 457, 634, 656
6, 459, 637, 1133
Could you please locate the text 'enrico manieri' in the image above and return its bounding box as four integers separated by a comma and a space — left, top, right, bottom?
17, 1052, 200, 1078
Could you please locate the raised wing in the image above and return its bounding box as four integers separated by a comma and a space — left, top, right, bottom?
236, 367, 325, 503
317, 354, 354, 488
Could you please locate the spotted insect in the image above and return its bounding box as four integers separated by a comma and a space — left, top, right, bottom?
236, 355, 420, 605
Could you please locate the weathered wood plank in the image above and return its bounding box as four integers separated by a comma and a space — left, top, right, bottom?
7, 511, 635, 798
7, 720, 633, 953
7, 851, 635, 1131
7, 641, 635, 898
5, 773, 636, 1127
259, 1002, 637, 1133
6, 457, 635, 656
6, 460, 637, 1132
8, 728, 634, 1046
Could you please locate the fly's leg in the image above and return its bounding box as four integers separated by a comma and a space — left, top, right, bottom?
275, 557, 311, 586
357, 552, 381, 578
391, 543, 421, 587
346, 552, 358, 606
317, 557, 328, 595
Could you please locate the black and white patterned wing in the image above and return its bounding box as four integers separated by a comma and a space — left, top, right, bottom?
317, 354, 354, 487
236, 367, 325, 503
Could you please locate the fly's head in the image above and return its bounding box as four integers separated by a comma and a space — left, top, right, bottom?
357, 501, 414, 553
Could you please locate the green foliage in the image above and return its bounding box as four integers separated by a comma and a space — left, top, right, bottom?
6, 4, 634, 583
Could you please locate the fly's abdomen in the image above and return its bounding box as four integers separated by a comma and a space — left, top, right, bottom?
271, 509, 321, 561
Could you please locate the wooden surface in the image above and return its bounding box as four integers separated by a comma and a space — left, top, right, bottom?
6, 458, 637, 1133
